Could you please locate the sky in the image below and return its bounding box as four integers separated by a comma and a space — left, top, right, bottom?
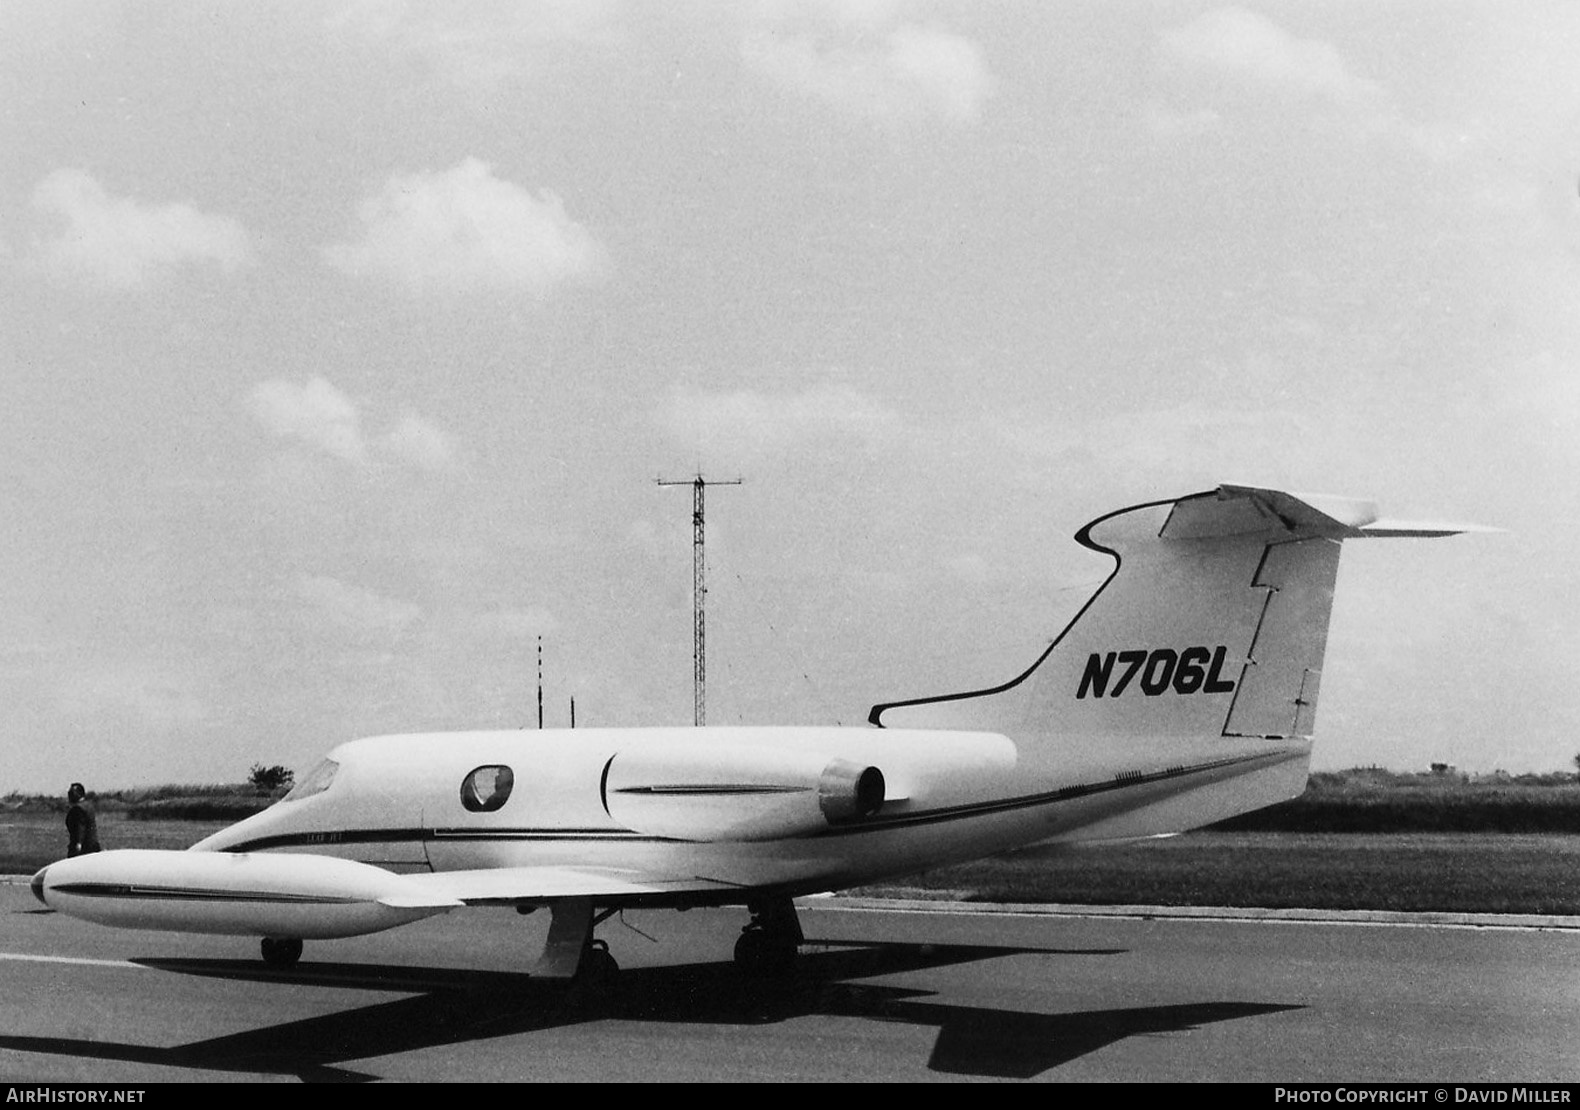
2, 1, 1577, 793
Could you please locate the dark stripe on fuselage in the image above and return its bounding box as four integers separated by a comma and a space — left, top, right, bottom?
814, 751, 1267, 836
426, 829, 666, 842
220, 827, 672, 852
221, 827, 434, 853
215, 752, 1276, 854
49, 883, 366, 905
612, 784, 809, 796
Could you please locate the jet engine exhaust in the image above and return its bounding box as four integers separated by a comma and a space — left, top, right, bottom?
817, 760, 885, 823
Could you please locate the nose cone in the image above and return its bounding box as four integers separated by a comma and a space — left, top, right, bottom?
31, 866, 49, 906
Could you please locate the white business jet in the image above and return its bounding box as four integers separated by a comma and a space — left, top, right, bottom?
31, 484, 1479, 984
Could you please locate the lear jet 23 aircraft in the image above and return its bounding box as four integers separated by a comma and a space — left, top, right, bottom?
33, 484, 1483, 981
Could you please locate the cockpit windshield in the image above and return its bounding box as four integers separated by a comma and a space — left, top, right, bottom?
281, 758, 338, 802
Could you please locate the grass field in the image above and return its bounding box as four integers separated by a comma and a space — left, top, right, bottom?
5, 811, 1578, 916
1220, 769, 1580, 833
852, 832, 1580, 915
1, 812, 221, 874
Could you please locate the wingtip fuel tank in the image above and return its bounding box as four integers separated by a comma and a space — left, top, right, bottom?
32, 848, 461, 939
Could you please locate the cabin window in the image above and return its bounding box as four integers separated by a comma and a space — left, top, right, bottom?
461, 765, 515, 812
282, 759, 338, 802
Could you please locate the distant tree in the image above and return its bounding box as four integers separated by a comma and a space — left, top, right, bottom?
1574, 752, 1580, 781
248, 764, 295, 796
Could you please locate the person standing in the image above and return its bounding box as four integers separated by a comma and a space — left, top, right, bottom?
65, 782, 102, 857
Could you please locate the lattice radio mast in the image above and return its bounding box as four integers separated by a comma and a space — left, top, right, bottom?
656, 473, 741, 726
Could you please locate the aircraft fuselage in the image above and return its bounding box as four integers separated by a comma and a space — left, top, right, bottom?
190, 726, 1308, 902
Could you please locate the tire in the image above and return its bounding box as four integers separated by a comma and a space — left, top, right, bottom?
734, 930, 796, 976
260, 937, 303, 967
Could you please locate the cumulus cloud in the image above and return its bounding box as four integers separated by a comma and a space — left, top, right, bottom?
742, 3, 993, 125
1152, 9, 1467, 162
322, 158, 606, 297
294, 574, 422, 637
250, 377, 368, 465
30, 168, 254, 289
247, 378, 456, 472
1159, 8, 1382, 107
659, 382, 905, 459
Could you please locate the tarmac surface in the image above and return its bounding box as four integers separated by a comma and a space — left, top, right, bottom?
2, 879, 1577, 1083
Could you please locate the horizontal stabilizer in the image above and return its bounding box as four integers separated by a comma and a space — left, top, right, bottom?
1189, 484, 1493, 540
1356, 518, 1502, 538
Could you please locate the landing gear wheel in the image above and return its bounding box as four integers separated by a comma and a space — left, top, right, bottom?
565, 939, 620, 1009
579, 938, 619, 983
734, 929, 797, 976
260, 937, 303, 967
735, 896, 803, 976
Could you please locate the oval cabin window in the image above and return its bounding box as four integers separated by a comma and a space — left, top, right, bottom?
460, 765, 515, 812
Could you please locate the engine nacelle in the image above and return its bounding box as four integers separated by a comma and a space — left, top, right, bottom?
603, 743, 885, 842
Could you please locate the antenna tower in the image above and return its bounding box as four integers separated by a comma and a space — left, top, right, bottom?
656, 473, 741, 726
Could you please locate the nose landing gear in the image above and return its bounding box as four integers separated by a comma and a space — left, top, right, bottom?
260, 936, 304, 967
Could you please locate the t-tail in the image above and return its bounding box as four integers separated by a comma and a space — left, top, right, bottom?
869, 484, 1484, 839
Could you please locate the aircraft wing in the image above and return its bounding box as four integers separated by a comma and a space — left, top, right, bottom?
389, 865, 743, 907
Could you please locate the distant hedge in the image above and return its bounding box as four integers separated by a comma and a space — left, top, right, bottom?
1213, 798, 1580, 833
1211, 773, 1580, 833
124, 796, 277, 821
1, 782, 288, 821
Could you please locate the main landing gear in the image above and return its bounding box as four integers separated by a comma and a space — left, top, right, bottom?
531, 895, 806, 989
255, 898, 807, 982
574, 937, 619, 992
733, 896, 803, 976
533, 898, 622, 987
260, 936, 303, 967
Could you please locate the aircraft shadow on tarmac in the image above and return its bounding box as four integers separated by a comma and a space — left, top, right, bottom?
0, 941, 1301, 1082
